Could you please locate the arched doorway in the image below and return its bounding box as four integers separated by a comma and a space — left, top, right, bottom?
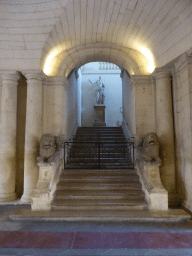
81, 62, 123, 127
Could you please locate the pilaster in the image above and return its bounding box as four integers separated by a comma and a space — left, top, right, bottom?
152, 68, 176, 205
43, 76, 68, 137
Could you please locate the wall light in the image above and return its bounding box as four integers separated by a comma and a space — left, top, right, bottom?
43, 44, 66, 75
140, 48, 155, 73
44, 53, 56, 75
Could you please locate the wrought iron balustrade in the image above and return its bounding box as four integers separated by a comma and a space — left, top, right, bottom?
63, 140, 135, 169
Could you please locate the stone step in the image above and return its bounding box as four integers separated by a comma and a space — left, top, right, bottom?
68, 148, 130, 153
54, 190, 145, 200
66, 158, 132, 164
69, 143, 129, 146
70, 142, 127, 146
75, 133, 124, 136
67, 153, 131, 158
75, 132, 125, 136
73, 139, 127, 142
58, 176, 140, 183
68, 144, 129, 148
77, 127, 122, 130
56, 183, 142, 190
61, 169, 138, 176
10, 208, 191, 222
51, 199, 148, 210
74, 133, 125, 137
65, 164, 134, 169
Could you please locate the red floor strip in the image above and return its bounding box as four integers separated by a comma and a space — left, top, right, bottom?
0, 231, 192, 249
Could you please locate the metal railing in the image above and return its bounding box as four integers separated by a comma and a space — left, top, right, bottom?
63, 140, 135, 169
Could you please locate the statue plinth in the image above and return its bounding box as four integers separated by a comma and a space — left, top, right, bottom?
93, 105, 106, 126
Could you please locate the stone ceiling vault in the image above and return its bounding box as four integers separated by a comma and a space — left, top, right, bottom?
0, 0, 192, 75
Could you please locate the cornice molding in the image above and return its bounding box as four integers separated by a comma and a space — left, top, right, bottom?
152, 68, 171, 80
130, 75, 151, 86
44, 76, 69, 89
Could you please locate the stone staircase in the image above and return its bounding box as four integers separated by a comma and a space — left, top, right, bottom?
51, 127, 148, 217
51, 169, 148, 213
64, 127, 134, 169
10, 127, 191, 222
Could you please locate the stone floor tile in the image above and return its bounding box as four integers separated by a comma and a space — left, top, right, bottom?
0, 248, 38, 255
32, 248, 71, 255
102, 248, 152, 255
60, 248, 112, 255
59, 249, 82, 255
146, 249, 192, 255
1, 221, 25, 231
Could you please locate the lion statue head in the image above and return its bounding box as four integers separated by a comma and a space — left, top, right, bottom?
140, 132, 161, 166
37, 134, 61, 163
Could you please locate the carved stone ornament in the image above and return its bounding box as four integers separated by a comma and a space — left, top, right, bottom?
137, 132, 161, 166
37, 134, 62, 164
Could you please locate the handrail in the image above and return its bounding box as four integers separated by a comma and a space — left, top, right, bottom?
120, 107, 135, 140
123, 118, 132, 138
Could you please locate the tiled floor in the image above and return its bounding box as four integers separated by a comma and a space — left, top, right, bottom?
1, 205, 192, 255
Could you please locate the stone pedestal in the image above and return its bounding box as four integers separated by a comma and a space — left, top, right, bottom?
31, 150, 62, 211
21, 72, 44, 203
0, 72, 20, 201
136, 160, 168, 211
93, 105, 106, 126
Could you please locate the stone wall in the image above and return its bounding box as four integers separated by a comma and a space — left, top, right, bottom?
173, 54, 192, 209
122, 70, 136, 137
66, 69, 81, 139
134, 75, 156, 143
122, 73, 156, 141
43, 77, 65, 137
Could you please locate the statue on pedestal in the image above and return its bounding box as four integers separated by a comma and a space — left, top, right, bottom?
89, 76, 105, 105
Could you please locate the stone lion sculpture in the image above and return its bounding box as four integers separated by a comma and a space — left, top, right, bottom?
138, 132, 161, 166
37, 134, 62, 164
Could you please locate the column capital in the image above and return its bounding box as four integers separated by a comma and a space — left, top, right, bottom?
152, 68, 171, 80
130, 75, 151, 87
1, 71, 20, 84
23, 70, 45, 81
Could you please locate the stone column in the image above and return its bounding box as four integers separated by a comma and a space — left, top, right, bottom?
21, 72, 44, 203
0, 72, 19, 201
153, 68, 176, 202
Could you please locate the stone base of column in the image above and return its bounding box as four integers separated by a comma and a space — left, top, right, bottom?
0, 192, 17, 202
22, 151, 40, 204
0, 152, 17, 202
20, 193, 32, 204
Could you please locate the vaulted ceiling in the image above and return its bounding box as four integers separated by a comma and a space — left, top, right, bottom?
0, 0, 192, 76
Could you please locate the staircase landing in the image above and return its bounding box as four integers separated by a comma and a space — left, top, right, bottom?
10, 208, 191, 222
